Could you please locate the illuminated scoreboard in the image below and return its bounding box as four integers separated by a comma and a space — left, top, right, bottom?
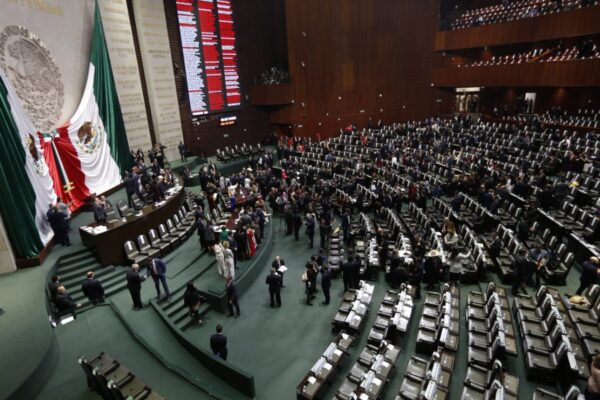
176, 0, 241, 115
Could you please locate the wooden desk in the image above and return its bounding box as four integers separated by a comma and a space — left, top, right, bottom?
79, 186, 185, 266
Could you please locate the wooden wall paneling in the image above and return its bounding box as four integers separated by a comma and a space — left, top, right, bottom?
433, 60, 600, 88
284, 0, 448, 138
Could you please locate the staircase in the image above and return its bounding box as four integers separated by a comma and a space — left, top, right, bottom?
54, 249, 130, 308
157, 283, 212, 332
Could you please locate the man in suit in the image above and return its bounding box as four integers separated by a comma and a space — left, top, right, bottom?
48, 205, 70, 246
81, 271, 105, 305
55, 286, 81, 316
178, 141, 187, 162
210, 324, 228, 361
341, 209, 351, 244
271, 256, 286, 287
149, 257, 171, 300
576, 257, 600, 295
126, 263, 146, 310
341, 257, 352, 292
48, 274, 61, 304
321, 264, 332, 305
511, 248, 531, 296
93, 197, 107, 224
349, 255, 361, 289
226, 277, 240, 317
265, 267, 282, 307
124, 171, 136, 208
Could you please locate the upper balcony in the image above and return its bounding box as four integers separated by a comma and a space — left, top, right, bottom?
435, 5, 600, 51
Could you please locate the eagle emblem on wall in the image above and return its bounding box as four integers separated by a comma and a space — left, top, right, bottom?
0, 25, 64, 132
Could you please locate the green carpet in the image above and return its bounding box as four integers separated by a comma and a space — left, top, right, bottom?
0, 153, 588, 399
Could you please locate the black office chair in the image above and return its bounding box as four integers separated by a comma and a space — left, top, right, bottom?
123, 240, 148, 266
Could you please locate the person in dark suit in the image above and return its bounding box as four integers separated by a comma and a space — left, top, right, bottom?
55, 286, 81, 316
511, 248, 531, 296
341, 257, 352, 292
576, 257, 600, 295
291, 209, 303, 241
178, 141, 187, 162
226, 277, 240, 317
349, 255, 361, 289
93, 197, 107, 224
271, 256, 286, 287
341, 209, 351, 244
48, 274, 61, 304
321, 264, 332, 305
305, 262, 318, 305
123, 171, 136, 208
81, 271, 105, 305
210, 324, 228, 361
488, 232, 502, 259
126, 264, 146, 310
265, 267, 282, 307
149, 258, 171, 300
48, 205, 70, 246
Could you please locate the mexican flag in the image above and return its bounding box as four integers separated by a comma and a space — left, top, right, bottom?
0, 72, 55, 256
0, 0, 131, 258
45, 0, 131, 209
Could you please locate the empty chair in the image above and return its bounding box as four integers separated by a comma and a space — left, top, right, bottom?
136, 234, 160, 258
124, 240, 148, 266
148, 229, 171, 254
117, 200, 133, 218
532, 385, 581, 400
467, 335, 504, 368
158, 223, 180, 246
525, 339, 578, 382
166, 218, 186, 241
463, 360, 518, 399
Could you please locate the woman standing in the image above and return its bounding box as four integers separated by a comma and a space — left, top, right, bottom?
214, 242, 225, 277
223, 241, 236, 280
246, 225, 257, 258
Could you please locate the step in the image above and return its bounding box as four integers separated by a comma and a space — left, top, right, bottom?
57, 258, 102, 276
57, 249, 93, 263
60, 265, 115, 288
71, 270, 127, 302
172, 306, 191, 325
180, 304, 211, 332
57, 251, 97, 268
166, 298, 186, 318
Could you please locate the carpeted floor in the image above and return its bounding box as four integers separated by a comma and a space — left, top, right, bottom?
0, 153, 588, 399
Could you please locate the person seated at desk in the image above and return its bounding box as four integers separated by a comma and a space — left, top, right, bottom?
443, 226, 459, 251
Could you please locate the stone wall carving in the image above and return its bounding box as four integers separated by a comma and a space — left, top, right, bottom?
0, 25, 64, 132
